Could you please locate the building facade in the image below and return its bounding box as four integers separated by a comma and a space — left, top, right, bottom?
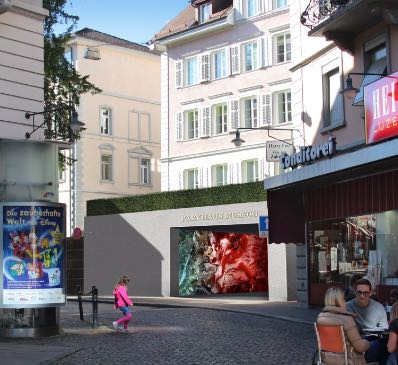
266, 0, 398, 306
59, 29, 161, 233
154, 0, 303, 192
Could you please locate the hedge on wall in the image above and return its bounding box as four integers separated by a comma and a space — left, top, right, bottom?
87, 181, 267, 216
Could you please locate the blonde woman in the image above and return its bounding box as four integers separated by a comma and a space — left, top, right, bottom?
387, 302, 398, 365
317, 287, 370, 365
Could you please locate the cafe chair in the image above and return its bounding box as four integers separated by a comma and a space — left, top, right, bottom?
314, 322, 348, 365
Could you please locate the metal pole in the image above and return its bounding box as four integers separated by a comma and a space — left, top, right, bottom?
77, 285, 84, 321
92, 285, 98, 328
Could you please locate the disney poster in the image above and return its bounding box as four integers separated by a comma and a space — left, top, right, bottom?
2, 203, 66, 306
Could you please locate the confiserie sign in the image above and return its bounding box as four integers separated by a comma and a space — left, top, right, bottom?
365, 71, 398, 144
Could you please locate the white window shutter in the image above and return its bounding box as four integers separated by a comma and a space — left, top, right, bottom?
253, 96, 259, 128
198, 168, 202, 189
264, 93, 272, 125
230, 46, 240, 75
259, 158, 264, 180
201, 107, 211, 137
176, 112, 183, 141
200, 53, 210, 82
225, 46, 231, 76
257, 0, 265, 14
263, 0, 270, 12
229, 99, 240, 130
257, 38, 264, 69
175, 60, 183, 88
263, 37, 271, 67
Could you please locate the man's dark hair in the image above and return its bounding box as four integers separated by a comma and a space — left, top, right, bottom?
354, 278, 372, 291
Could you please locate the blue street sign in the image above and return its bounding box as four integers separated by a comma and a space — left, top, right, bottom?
258, 216, 269, 238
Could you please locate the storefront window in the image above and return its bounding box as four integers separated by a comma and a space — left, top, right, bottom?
308, 211, 398, 292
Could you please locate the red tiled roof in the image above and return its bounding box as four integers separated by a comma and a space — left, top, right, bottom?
154, 3, 232, 41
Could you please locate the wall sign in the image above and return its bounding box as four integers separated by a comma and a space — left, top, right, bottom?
258, 216, 269, 239
266, 141, 294, 162
280, 137, 336, 170
365, 71, 398, 144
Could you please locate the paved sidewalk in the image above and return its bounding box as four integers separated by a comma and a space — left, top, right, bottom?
71, 295, 321, 325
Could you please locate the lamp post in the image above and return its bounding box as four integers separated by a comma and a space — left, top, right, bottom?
340, 72, 385, 100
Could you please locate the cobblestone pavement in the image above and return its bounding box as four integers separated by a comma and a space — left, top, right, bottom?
2, 302, 317, 365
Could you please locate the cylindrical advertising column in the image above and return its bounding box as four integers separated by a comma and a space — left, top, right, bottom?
0, 202, 66, 337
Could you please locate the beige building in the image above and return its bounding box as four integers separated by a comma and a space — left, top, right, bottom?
59, 29, 161, 234
0, 0, 48, 141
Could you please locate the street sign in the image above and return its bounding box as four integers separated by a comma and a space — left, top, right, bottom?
266, 141, 294, 162
258, 215, 269, 239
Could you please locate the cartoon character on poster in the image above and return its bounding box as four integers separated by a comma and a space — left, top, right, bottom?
3, 205, 65, 293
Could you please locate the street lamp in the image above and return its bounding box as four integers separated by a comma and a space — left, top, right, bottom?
231, 126, 300, 148
340, 72, 385, 100
24, 105, 85, 139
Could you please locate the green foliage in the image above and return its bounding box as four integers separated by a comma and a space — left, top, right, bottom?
43, 0, 101, 141
87, 182, 266, 216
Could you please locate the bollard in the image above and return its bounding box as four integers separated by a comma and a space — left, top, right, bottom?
77, 285, 84, 321
92, 285, 98, 328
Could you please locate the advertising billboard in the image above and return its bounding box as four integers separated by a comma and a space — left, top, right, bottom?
179, 230, 268, 295
1, 202, 66, 307
365, 71, 398, 144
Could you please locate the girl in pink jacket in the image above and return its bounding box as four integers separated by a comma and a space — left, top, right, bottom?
112, 275, 133, 333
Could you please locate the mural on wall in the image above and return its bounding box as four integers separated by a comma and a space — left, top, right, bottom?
179, 230, 268, 295
2, 204, 66, 306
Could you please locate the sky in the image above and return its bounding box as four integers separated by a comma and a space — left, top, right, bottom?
54, 0, 189, 44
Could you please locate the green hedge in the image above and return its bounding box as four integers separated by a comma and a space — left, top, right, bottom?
87, 181, 266, 216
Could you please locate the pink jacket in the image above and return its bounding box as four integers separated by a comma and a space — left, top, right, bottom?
113, 285, 132, 308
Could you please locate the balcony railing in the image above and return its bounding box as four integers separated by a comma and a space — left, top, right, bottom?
301, 0, 355, 29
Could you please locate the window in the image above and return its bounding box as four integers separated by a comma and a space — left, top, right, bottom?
199, 3, 212, 23
242, 160, 259, 182
100, 107, 112, 135
212, 164, 228, 186
245, 0, 257, 17
242, 97, 258, 128
242, 41, 258, 72
273, 0, 287, 9
323, 67, 344, 128
101, 154, 112, 182
353, 35, 387, 105
128, 147, 152, 185
213, 103, 228, 135
184, 168, 199, 189
274, 32, 291, 64
184, 109, 199, 140
185, 56, 198, 86
273, 90, 291, 125
212, 49, 227, 79
140, 158, 150, 185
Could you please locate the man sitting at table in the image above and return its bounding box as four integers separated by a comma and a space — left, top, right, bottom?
346, 278, 389, 365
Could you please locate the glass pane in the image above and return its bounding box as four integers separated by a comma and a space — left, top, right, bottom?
329, 71, 343, 125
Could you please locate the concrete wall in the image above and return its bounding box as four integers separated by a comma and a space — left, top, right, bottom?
84, 201, 297, 300
0, 0, 47, 141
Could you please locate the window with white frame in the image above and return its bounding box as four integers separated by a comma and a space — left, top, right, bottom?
273, 90, 291, 125
184, 168, 199, 190
100, 152, 113, 182
242, 40, 258, 72
242, 97, 258, 128
184, 56, 198, 86
323, 67, 344, 128
274, 32, 291, 64
273, 0, 288, 9
245, 0, 257, 17
212, 164, 228, 186
212, 48, 227, 79
100, 107, 112, 135
199, 2, 212, 23
184, 109, 199, 140
140, 158, 151, 185
213, 103, 228, 135
242, 160, 259, 182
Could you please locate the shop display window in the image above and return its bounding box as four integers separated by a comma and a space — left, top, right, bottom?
308, 210, 398, 293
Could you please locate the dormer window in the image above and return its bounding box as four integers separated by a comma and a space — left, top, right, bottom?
199, 2, 212, 23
